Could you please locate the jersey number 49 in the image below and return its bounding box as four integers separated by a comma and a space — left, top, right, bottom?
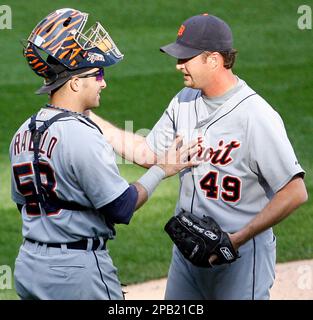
199, 170, 241, 202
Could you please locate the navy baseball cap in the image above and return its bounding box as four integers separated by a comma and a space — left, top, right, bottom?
160, 14, 233, 59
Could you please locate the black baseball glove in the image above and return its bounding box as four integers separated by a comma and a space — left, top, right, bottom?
164, 211, 239, 268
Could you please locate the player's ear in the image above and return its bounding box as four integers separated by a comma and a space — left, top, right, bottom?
207, 52, 219, 69
69, 77, 81, 93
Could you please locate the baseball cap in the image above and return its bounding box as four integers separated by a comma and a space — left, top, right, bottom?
36, 56, 93, 95
160, 14, 233, 59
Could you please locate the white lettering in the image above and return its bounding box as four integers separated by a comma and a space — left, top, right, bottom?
0, 5, 12, 29
297, 5, 312, 30
108, 305, 143, 317
87, 52, 105, 63
0, 265, 12, 289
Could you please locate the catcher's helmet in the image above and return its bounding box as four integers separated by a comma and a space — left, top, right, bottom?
24, 8, 123, 94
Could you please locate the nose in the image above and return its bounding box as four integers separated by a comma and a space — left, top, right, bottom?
100, 79, 106, 89
176, 61, 184, 71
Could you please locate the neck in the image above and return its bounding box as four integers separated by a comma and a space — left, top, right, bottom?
202, 69, 238, 98
45, 103, 83, 115
50, 93, 85, 113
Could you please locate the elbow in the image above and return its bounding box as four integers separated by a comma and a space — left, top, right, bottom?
300, 188, 308, 205
135, 142, 157, 168
141, 162, 154, 169
295, 181, 308, 207
134, 154, 157, 168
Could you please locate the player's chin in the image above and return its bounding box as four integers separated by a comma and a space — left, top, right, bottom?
88, 101, 100, 109
93, 96, 101, 107
184, 80, 195, 88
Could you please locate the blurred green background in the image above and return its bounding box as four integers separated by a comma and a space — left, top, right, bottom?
0, 0, 312, 299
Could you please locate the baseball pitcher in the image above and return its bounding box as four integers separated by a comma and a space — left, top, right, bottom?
90, 14, 308, 300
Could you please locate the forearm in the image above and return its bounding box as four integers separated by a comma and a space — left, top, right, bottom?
132, 182, 149, 210
90, 111, 156, 167
132, 165, 167, 210
232, 177, 308, 248
126, 136, 199, 214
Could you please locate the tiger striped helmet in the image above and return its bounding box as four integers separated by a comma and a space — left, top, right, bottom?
24, 8, 123, 80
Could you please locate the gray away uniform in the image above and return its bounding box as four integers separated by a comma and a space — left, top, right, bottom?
146, 78, 304, 300
10, 108, 129, 300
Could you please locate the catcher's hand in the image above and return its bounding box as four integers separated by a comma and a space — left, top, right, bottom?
164, 211, 240, 268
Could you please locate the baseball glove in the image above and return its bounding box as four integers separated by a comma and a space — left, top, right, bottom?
164, 211, 239, 268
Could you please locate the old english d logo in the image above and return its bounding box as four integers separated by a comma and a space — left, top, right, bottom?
177, 24, 185, 36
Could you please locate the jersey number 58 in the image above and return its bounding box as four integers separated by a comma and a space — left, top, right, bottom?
13, 162, 59, 216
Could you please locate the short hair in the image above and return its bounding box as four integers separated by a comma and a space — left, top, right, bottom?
202, 49, 238, 69
219, 49, 238, 69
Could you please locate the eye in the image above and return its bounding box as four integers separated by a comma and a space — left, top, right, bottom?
178, 58, 190, 64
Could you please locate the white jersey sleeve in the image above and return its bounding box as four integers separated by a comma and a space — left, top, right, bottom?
247, 97, 304, 193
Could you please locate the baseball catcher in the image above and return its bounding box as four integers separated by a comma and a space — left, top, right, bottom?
165, 212, 240, 267
11, 7, 200, 300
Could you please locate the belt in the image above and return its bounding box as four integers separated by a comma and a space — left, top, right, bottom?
25, 238, 107, 250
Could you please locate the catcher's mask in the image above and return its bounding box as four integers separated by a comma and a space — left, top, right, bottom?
23, 8, 123, 94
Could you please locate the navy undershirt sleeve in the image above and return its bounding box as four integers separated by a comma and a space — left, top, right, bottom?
97, 184, 138, 224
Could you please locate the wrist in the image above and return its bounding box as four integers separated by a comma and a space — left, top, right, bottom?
156, 163, 166, 173
229, 231, 248, 250
137, 165, 166, 198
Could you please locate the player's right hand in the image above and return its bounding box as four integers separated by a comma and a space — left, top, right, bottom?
156, 135, 202, 177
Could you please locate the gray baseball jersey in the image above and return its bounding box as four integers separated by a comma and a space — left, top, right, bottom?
146, 78, 304, 232
146, 78, 304, 299
10, 107, 129, 243
11, 107, 129, 300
